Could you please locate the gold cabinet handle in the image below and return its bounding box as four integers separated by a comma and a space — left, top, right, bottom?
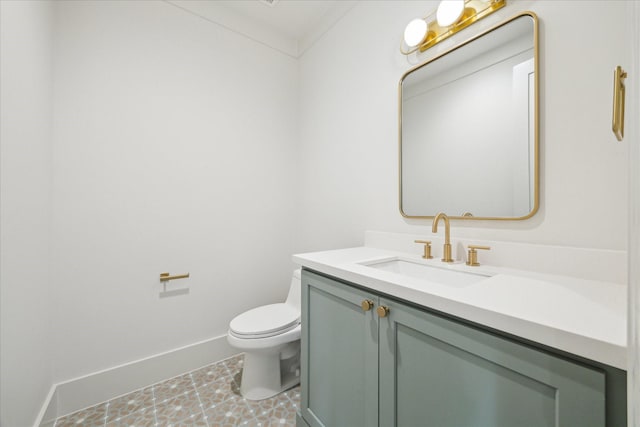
466, 245, 491, 267
361, 300, 374, 312
377, 306, 390, 318
414, 240, 433, 259
612, 65, 627, 141
160, 272, 190, 282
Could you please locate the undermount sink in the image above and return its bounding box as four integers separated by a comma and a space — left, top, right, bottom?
361, 257, 490, 287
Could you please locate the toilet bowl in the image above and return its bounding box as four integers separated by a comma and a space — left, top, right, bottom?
227, 269, 301, 400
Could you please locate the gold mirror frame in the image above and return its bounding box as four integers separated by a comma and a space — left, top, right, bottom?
398, 12, 539, 221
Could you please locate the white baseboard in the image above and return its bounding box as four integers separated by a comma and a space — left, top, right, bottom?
35, 385, 58, 427
35, 334, 235, 426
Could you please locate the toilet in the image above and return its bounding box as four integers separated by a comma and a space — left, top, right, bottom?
227, 269, 301, 400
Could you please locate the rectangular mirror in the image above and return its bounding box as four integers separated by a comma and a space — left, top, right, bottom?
399, 12, 539, 220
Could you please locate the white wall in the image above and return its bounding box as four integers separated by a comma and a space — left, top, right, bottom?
50, 0, 297, 383
0, 1, 54, 426
628, 2, 640, 424
297, 0, 629, 253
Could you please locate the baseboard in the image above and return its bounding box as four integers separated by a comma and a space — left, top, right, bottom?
34, 334, 235, 425
34, 385, 58, 427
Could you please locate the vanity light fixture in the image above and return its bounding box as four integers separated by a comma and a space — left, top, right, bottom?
400, 0, 506, 55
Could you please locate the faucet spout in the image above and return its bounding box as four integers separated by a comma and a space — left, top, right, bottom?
432, 212, 453, 263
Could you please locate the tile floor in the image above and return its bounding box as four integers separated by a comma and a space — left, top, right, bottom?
53, 354, 300, 427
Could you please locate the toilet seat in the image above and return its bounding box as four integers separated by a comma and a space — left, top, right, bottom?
229, 303, 300, 339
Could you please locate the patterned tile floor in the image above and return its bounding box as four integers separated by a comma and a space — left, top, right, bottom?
53, 354, 300, 427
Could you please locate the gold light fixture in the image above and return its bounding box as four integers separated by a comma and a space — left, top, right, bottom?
400, 0, 506, 55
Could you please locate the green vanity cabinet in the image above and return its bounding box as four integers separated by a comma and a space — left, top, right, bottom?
378, 297, 605, 427
299, 269, 379, 427
298, 269, 626, 427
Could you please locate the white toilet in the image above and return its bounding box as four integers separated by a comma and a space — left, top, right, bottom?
227, 269, 301, 400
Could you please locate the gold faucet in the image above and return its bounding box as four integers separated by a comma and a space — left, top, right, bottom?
432, 212, 453, 263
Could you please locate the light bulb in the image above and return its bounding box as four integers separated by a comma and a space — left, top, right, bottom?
436, 0, 465, 27
404, 19, 428, 48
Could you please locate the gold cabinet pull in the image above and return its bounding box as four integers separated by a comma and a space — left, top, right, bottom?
361, 300, 374, 312
414, 240, 433, 259
612, 65, 627, 141
466, 245, 491, 267
159, 272, 190, 282
377, 306, 390, 318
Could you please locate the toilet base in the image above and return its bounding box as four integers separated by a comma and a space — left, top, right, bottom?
240, 341, 300, 401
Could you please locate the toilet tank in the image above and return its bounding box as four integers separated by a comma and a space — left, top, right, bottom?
285, 269, 302, 311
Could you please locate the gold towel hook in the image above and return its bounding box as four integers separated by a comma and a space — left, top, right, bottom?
612, 65, 627, 141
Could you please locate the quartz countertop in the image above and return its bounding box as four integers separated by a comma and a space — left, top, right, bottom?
293, 246, 627, 370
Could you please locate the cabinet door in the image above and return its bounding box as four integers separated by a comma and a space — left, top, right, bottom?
300, 271, 379, 427
379, 298, 606, 427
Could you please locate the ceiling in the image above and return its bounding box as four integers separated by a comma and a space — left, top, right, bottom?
213, 1, 347, 40
166, 0, 358, 58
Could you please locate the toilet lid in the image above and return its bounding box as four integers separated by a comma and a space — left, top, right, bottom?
229, 303, 300, 338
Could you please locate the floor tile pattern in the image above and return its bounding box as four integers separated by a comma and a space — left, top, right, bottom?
53, 354, 300, 427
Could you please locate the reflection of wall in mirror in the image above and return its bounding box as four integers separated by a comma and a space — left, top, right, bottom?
512, 58, 535, 215
402, 34, 534, 218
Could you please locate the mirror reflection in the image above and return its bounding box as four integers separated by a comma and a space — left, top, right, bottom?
400, 13, 538, 220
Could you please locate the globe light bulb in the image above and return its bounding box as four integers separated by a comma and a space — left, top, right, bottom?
436, 0, 465, 27
404, 19, 428, 48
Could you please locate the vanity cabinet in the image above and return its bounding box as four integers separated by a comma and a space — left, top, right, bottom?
298, 269, 615, 427
299, 269, 379, 427
377, 296, 605, 427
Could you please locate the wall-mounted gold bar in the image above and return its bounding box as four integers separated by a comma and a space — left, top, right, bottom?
159, 272, 190, 282
612, 65, 627, 141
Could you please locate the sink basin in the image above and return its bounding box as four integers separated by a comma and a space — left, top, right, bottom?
361, 258, 490, 287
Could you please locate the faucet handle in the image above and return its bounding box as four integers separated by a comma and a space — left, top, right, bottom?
414, 240, 433, 259
466, 245, 491, 267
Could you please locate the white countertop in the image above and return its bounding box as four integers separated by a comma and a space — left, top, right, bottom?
293, 246, 627, 370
